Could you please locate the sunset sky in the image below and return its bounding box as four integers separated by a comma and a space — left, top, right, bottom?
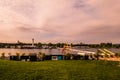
0, 0, 120, 43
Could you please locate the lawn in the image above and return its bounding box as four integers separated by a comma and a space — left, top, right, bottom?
0, 60, 120, 80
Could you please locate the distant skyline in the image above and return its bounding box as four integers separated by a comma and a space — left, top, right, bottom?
0, 0, 120, 43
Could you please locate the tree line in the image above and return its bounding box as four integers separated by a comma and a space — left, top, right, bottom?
0, 42, 120, 48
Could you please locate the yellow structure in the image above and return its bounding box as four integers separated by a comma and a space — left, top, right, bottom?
97, 49, 115, 58
62, 44, 72, 55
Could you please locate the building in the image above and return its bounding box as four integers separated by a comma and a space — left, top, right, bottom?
51, 54, 63, 60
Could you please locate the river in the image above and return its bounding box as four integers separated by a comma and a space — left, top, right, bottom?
0, 48, 120, 57
0, 48, 62, 57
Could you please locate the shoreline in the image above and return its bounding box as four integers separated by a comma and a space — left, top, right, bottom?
99, 57, 120, 61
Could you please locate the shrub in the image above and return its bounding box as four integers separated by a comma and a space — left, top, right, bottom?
38, 52, 46, 61
1, 52, 5, 59
16, 53, 20, 56
21, 53, 25, 56
115, 53, 120, 57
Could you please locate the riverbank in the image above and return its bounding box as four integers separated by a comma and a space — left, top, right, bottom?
99, 57, 120, 61
0, 60, 120, 80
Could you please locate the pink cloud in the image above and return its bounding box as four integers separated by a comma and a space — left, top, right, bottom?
0, 0, 120, 43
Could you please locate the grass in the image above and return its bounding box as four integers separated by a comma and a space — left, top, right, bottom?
0, 60, 120, 80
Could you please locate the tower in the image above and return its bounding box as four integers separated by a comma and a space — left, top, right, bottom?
32, 38, 34, 47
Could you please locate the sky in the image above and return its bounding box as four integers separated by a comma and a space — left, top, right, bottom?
0, 0, 120, 43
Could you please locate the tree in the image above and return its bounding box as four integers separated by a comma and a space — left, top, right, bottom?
48, 43, 53, 46
37, 42, 42, 48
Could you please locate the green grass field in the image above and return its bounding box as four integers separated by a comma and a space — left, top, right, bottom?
0, 60, 120, 80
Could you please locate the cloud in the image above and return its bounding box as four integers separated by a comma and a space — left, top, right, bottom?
0, 0, 120, 43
